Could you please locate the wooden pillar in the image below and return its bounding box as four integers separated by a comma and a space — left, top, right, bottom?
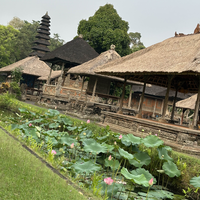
47, 64, 54, 85
152, 99, 157, 118
128, 85, 134, 108
79, 76, 85, 99
136, 76, 147, 118
160, 75, 173, 121
117, 76, 128, 114
91, 77, 98, 102
170, 86, 178, 121
191, 77, 200, 129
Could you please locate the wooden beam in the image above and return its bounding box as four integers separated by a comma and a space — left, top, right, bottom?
117, 76, 128, 114
79, 76, 85, 99
136, 76, 148, 117
191, 77, 200, 129
91, 77, 98, 102
152, 99, 157, 117
160, 75, 173, 121
170, 86, 178, 121
128, 85, 134, 108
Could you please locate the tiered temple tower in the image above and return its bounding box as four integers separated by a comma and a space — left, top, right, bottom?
30, 12, 51, 58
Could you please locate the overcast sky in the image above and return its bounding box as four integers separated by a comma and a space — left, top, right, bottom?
1, 0, 200, 47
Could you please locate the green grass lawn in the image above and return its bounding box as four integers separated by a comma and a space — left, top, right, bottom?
0, 128, 89, 200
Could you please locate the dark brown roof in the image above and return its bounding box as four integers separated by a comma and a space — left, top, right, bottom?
96, 34, 200, 93
34, 39, 50, 46
32, 45, 50, 52
41, 37, 99, 65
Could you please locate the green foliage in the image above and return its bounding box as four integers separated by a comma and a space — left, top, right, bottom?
8, 16, 24, 30
129, 32, 145, 53
0, 25, 19, 67
190, 176, 200, 188
77, 4, 131, 56
49, 33, 65, 51
162, 161, 181, 178
11, 67, 23, 83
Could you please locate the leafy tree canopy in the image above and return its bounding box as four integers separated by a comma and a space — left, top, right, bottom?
0, 25, 19, 68
8, 17, 24, 30
129, 32, 145, 53
49, 33, 65, 51
77, 4, 131, 56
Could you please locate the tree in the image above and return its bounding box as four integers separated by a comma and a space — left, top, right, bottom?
14, 20, 40, 60
77, 4, 131, 56
0, 25, 19, 68
129, 32, 145, 52
49, 33, 65, 51
8, 17, 24, 30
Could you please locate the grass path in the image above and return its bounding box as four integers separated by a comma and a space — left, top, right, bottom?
0, 128, 89, 200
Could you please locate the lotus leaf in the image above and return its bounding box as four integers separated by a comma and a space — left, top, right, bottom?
80, 130, 92, 138
104, 158, 120, 170
162, 161, 181, 178
129, 152, 151, 167
148, 190, 174, 199
81, 138, 97, 146
101, 143, 114, 151
131, 168, 157, 185
126, 134, 141, 145
49, 123, 60, 129
72, 160, 101, 175
190, 176, 200, 188
59, 136, 77, 146
142, 135, 164, 148
157, 147, 173, 161
121, 135, 132, 146
96, 135, 108, 141
67, 126, 77, 131
100, 182, 122, 197
43, 130, 59, 137
83, 142, 107, 154
45, 109, 60, 117
118, 148, 134, 160
121, 167, 149, 187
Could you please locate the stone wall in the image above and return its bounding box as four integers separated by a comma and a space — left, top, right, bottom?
103, 111, 200, 147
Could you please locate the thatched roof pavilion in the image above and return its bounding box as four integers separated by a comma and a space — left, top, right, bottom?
0, 56, 50, 77
176, 94, 197, 110
96, 34, 200, 93
41, 37, 99, 66
96, 33, 200, 128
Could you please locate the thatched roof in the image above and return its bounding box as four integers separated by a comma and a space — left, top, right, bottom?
68, 49, 120, 75
0, 56, 50, 77
68, 48, 144, 85
96, 34, 200, 93
38, 70, 61, 80
176, 94, 197, 109
41, 37, 99, 65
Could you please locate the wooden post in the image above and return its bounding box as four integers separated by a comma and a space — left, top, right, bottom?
160, 75, 173, 121
136, 76, 147, 118
152, 99, 157, 117
117, 76, 128, 114
170, 86, 178, 121
91, 77, 98, 102
128, 85, 134, 108
191, 77, 200, 129
47, 64, 54, 85
79, 76, 85, 99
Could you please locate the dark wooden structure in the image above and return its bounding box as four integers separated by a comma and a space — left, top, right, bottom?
30, 12, 51, 58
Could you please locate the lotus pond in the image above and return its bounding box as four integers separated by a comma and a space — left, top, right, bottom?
9, 108, 200, 200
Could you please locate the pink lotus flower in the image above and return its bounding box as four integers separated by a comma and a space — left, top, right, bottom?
155, 134, 157, 136
87, 119, 90, 123
149, 178, 153, 186
104, 177, 113, 185
119, 134, 122, 139
51, 150, 56, 155
29, 123, 32, 127
108, 155, 112, 161
70, 143, 74, 148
